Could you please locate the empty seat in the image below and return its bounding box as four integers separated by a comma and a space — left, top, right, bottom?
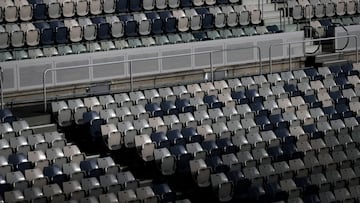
92, 17, 111, 40
6, 24, 24, 48
49, 21, 68, 44
173, 10, 190, 32
184, 9, 202, 30
209, 7, 226, 28
159, 11, 177, 33
196, 8, 214, 29
64, 19, 83, 42
2, 0, 18, 22
15, 0, 32, 21
211, 173, 233, 202
78, 18, 97, 41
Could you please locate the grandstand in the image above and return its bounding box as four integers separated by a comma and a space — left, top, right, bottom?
0, 0, 360, 202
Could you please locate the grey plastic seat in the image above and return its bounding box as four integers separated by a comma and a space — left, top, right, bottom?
43, 183, 66, 202
23, 186, 46, 202
233, 5, 250, 26
82, 177, 104, 197
141, 37, 156, 47
9, 136, 31, 154
44, 131, 66, 148
99, 193, 119, 203
12, 120, 33, 136
179, 112, 197, 127
221, 6, 238, 27
62, 180, 85, 201
46, 147, 68, 166
27, 150, 49, 170
4, 190, 25, 203
135, 134, 155, 161
64, 19, 82, 42
163, 115, 182, 130
189, 159, 211, 187
1, 0, 18, 22
210, 173, 233, 202
78, 18, 97, 41
7, 171, 29, 190
183, 142, 204, 160
154, 148, 176, 176
62, 162, 85, 181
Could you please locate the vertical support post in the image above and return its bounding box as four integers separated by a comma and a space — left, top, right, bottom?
129, 61, 134, 92
0, 67, 3, 110
289, 43, 292, 71
269, 45, 273, 74
258, 47, 262, 75
258, 0, 260, 10
43, 70, 48, 112
210, 51, 214, 83
356, 36, 359, 64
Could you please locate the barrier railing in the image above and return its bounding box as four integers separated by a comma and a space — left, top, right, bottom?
43, 46, 262, 112
269, 35, 359, 73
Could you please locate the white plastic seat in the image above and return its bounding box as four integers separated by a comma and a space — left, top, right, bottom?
61, 0, 75, 17
135, 134, 155, 162
115, 107, 134, 121
163, 115, 182, 130
118, 189, 138, 203
12, 120, 33, 136
63, 162, 85, 181
10, 136, 31, 154
4, 190, 25, 203
133, 13, 151, 36
117, 171, 139, 190
25, 168, 48, 188
221, 6, 238, 27
43, 184, 66, 202
189, 159, 211, 187
48, 0, 61, 18
99, 174, 121, 193
44, 131, 66, 148
78, 18, 97, 41
64, 19, 83, 42
15, 0, 32, 21
46, 147, 68, 166
1, 0, 18, 22
209, 7, 226, 28
75, 0, 89, 16
154, 148, 176, 175
193, 0, 204, 6
89, 0, 102, 15
210, 173, 233, 202
6, 24, 24, 48
168, 0, 179, 8
136, 186, 157, 203
81, 177, 104, 197
326, 2, 336, 16
205, 0, 215, 5
63, 180, 86, 201
186, 142, 206, 160
0, 25, 9, 49
6, 171, 29, 190
20, 23, 39, 47
172, 10, 189, 32
101, 124, 121, 150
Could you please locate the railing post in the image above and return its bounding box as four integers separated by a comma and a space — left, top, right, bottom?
289, 43, 292, 71
269, 45, 273, 74
129, 61, 134, 92
210, 51, 214, 83
43, 70, 48, 112
0, 66, 3, 110
258, 46, 262, 75
356, 36, 359, 64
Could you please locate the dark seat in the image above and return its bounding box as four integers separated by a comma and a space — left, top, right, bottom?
201, 140, 221, 157
166, 129, 186, 146
129, 0, 141, 11
34, 22, 54, 45
180, 0, 192, 7
160, 101, 178, 115
116, 0, 128, 13
181, 127, 202, 143
170, 145, 192, 172
146, 12, 163, 35
0, 109, 16, 124
206, 156, 229, 174
43, 165, 68, 185
159, 11, 177, 33
196, 8, 214, 29
49, 21, 68, 44
152, 183, 176, 203
204, 95, 223, 109
80, 159, 104, 178
175, 98, 195, 113
92, 17, 111, 40
119, 15, 138, 37
216, 138, 238, 154
151, 132, 171, 149
145, 103, 163, 117
28, 0, 46, 20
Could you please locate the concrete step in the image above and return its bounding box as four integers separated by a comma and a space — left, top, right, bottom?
31, 123, 58, 134
315, 52, 344, 63
322, 59, 349, 67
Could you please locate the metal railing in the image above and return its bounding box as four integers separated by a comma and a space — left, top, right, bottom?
43, 46, 262, 112
0, 66, 3, 110
269, 35, 359, 73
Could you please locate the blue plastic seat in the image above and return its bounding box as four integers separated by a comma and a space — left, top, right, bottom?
336, 103, 349, 114
204, 95, 223, 109
267, 146, 284, 161
206, 156, 229, 174
0, 109, 16, 123
269, 114, 284, 125
274, 127, 290, 139
329, 91, 343, 101
335, 75, 349, 87
231, 91, 247, 104
250, 102, 264, 112
180, 0, 192, 7
116, 0, 128, 12
43, 165, 68, 185
49, 21, 68, 44
92, 17, 111, 40
170, 145, 192, 172
29, 0, 46, 20
266, 25, 283, 33
119, 15, 138, 37
34, 22, 54, 45
304, 68, 319, 80
129, 0, 141, 11
263, 182, 286, 201
201, 140, 221, 156
8, 153, 33, 172
146, 12, 163, 35
145, 103, 163, 117
329, 64, 342, 76
159, 11, 177, 33
323, 106, 336, 115
151, 132, 171, 148
152, 183, 176, 203
255, 115, 270, 127
175, 98, 195, 113
284, 84, 298, 94
303, 124, 317, 135
245, 89, 259, 100
217, 0, 229, 4
161, 101, 178, 115
181, 127, 202, 143
196, 8, 214, 29
227, 170, 250, 200
80, 159, 104, 178
294, 176, 311, 189
216, 138, 238, 154
193, 31, 209, 41
83, 111, 105, 140
319, 19, 332, 27
341, 62, 353, 73
166, 129, 186, 146
0, 180, 12, 198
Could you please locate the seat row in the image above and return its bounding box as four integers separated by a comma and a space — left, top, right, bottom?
0, 5, 262, 49
0, 0, 243, 23
290, 0, 360, 20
